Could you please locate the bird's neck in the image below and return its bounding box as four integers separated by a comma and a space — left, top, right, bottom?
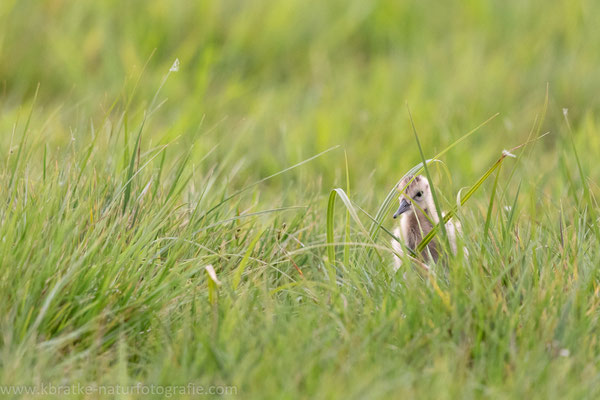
423, 200, 439, 223
416, 208, 434, 226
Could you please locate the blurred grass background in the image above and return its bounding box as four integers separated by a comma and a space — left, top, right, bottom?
1, 0, 599, 399
2, 0, 599, 191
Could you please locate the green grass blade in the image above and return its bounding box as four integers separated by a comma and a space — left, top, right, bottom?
232, 228, 265, 290
343, 150, 351, 266
484, 167, 502, 238
504, 182, 521, 239
326, 190, 339, 282
327, 188, 383, 280
122, 118, 145, 214
407, 104, 450, 248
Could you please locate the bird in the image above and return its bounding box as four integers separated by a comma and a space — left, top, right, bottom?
391, 175, 462, 271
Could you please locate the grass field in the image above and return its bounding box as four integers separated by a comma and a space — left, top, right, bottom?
1, 1, 600, 398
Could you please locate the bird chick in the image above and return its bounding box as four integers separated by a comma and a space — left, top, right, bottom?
391, 175, 461, 271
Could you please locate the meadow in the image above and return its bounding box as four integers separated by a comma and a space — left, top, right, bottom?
1, 1, 600, 398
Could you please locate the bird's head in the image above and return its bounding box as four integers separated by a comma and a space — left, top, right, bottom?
393, 175, 432, 219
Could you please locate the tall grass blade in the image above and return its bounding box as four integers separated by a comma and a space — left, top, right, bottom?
122, 118, 145, 213
407, 104, 450, 248
563, 109, 599, 241
484, 168, 502, 238
326, 188, 383, 280
232, 228, 265, 290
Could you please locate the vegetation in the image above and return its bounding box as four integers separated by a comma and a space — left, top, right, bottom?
1, 1, 599, 398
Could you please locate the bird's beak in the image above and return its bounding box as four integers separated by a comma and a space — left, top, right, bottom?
393, 199, 411, 219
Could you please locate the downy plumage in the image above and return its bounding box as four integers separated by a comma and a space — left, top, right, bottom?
391, 175, 463, 271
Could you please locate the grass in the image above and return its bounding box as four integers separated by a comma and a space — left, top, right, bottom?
1, 0, 600, 398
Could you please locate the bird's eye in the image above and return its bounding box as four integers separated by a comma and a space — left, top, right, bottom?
415, 191, 423, 198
